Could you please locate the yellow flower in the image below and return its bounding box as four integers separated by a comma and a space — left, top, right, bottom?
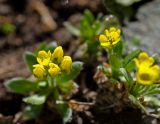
136, 65, 160, 85
60, 56, 72, 73
135, 52, 160, 85
52, 46, 63, 64
37, 50, 51, 66
48, 63, 60, 77
134, 52, 154, 67
33, 64, 46, 78
99, 27, 121, 48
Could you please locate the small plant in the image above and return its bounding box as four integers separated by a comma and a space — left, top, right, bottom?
0, 23, 15, 35
5, 43, 83, 123
64, 10, 117, 61
96, 27, 160, 115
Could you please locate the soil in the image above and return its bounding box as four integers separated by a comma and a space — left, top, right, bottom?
0, 0, 159, 124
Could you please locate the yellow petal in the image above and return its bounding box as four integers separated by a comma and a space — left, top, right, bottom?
101, 42, 111, 48
49, 63, 58, 68
37, 50, 51, 66
136, 72, 153, 85
140, 57, 154, 67
33, 64, 46, 78
60, 56, 72, 73
152, 65, 160, 72
105, 29, 109, 36
99, 35, 107, 43
138, 52, 149, 60
147, 57, 154, 66
150, 65, 160, 80
52, 46, 64, 64
136, 52, 154, 67
109, 27, 116, 32
112, 38, 120, 45
117, 29, 121, 35
136, 64, 159, 85
136, 66, 153, 85
48, 63, 60, 77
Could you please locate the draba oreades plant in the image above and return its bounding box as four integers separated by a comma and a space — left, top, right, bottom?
5, 44, 83, 123
64, 9, 120, 62
96, 27, 160, 115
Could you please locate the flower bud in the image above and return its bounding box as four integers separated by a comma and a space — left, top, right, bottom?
60, 56, 72, 73
33, 64, 46, 78
52, 46, 63, 64
37, 50, 51, 66
48, 63, 60, 77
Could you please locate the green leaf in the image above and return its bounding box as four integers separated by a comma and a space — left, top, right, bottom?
109, 54, 122, 70
0, 23, 15, 35
144, 96, 160, 107
84, 9, 95, 24
38, 81, 47, 89
46, 41, 57, 52
92, 21, 101, 35
113, 40, 124, 57
96, 21, 106, 35
119, 68, 133, 84
35, 42, 46, 56
63, 108, 72, 123
5, 78, 37, 94
130, 83, 145, 97
136, 85, 150, 96
23, 93, 47, 105
64, 22, 80, 37
22, 105, 42, 120
104, 15, 121, 29
37, 42, 47, 51
57, 103, 72, 123
144, 88, 160, 95
109, 54, 122, 78
37, 42, 57, 52
58, 81, 77, 94
123, 49, 141, 67
130, 84, 160, 98
80, 19, 94, 40
125, 61, 136, 72
56, 61, 83, 83
24, 51, 37, 72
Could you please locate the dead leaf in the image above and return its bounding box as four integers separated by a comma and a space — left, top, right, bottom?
68, 100, 94, 112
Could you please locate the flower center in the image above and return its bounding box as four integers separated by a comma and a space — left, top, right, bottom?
140, 73, 151, 81
107, 32, 119, 44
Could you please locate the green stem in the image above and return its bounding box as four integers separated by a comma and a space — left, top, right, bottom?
47, 76, 59, 101
52, 78, 60, 101
108, 48, 113, 63
47, 76, 52, 88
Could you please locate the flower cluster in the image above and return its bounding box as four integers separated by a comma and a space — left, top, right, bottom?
33, 46, 72, 78
135, 52, 160, 85
99, 27, 121, 48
